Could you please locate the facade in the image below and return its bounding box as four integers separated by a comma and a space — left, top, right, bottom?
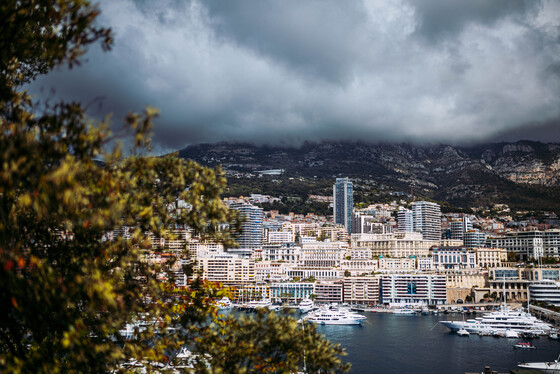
449, 217, 473, 241
351, 212, 384, 234
340, 259, 377, 276
473, 247, 507, 268
431, 246, 477, 270
333, 177, 353, 234
378, 256, 416, 272
351, 232, 436, 258
486, 231, 544, 260
269, 282, 315, 302
261, 244, 300, 263
397, 208, 413, 233
195, 254, 255, 283
412, 201, 442, 241
314, 281, 344, 303
299, 242, 347, 267
229, 202, 264, 250
464, 230, 487, 248
380, 274, 447, 306
529, 281, 560, 306
343, 277, 380, 305
267, 230, 294, 244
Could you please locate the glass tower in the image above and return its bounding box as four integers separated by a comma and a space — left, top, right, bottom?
333, 177, 353, 234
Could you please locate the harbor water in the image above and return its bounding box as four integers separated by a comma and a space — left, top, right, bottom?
316, 312, 560, 374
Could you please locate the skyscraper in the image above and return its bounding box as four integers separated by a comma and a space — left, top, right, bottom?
333, 177, 353, 234
411, 201, 441, 241
229, 202, 264, 250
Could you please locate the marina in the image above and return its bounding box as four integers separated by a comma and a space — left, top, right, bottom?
311, 311, 560, 373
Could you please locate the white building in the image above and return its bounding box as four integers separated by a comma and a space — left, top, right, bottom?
431, 246, 477, 270
380, 274, 447, 306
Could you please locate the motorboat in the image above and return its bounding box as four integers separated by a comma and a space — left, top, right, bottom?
392, 308, 417, 315
439, 306, 551, 335
550, 331, 560, 340
514, 342, 536, 349
303, 305, 367, 325
518, 354, 560, 373
298, 298, 315, 314
216, 297, 233, 310
457, 329, 470, 336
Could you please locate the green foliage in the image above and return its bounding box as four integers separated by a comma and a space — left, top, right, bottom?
0, 1, 349, 373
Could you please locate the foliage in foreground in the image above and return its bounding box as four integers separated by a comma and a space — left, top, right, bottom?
0, 1, 349, 373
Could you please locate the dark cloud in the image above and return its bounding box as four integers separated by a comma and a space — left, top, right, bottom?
411, 0, 541, 42
26, 0, 560, 152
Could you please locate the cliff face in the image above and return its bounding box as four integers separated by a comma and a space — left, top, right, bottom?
178, 140, 560, 210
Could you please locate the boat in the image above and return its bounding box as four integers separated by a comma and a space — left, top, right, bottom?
504, 329, 519, 338
457, 328, 470, 336
216, 297, 233, 310
244, 298, 272, 311
298, 298, 315, 313
439, 306, 551, 335
392, 308, 417, 315
421, 308, 430, 315
550, 331, 560, 340
303, 305, 367, 325
514, 342, 536, 349
518, 354, 560, 373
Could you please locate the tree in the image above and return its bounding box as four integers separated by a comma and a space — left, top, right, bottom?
0, 1, 349, 373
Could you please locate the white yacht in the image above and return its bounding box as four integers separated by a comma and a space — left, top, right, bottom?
246, 298, 272, 310
298, 298, 315, 313
216, 297, 233, 310
392, 308, 417, 315
439, 307, 552, 335
518, 354, 560, 373
303, 305, 366, 325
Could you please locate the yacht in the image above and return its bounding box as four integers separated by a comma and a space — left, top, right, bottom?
518, 354, 560, 373
439, 307, 551, 335
216, 297, 233, 310
298, 298, 315, 313
392, 308, 417, 315
246, 298, 272, 310
303, 305, 367, 325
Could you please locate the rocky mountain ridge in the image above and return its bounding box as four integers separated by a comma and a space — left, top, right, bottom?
178, 140, 560, 211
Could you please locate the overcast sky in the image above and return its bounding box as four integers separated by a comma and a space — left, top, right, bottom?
29, 0, 560, 151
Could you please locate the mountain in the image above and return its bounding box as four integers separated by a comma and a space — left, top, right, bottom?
178, 140, 560, 213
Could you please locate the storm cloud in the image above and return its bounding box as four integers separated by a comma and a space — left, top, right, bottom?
28, 0, 560, 151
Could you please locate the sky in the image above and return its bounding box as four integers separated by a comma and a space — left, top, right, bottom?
29, 0, 560, 152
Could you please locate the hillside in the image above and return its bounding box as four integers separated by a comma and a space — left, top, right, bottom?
178, 141, 560, 213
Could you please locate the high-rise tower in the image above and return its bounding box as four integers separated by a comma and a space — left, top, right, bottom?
411, 201, 441, 241
333, 178, 353, 234
229, 202, 264, 250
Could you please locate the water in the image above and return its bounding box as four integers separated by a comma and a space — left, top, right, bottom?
315, 313, 560, 374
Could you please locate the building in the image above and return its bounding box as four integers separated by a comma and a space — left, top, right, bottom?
314, 281, 343, 303
529, 281, 560, 306
380, 274, 447, 306
378, 256, 416, 272
449, 216, 473, 241
343, 277, 380, 305
431, 246, 477, 270
229, 202, 264, 250
261, 244, 300, 263
333, 177, 353, 234
351, 212, 385, 234
269, 282, 315, 302
397, 208, 413, 232
412, 201, 441, 241
464, 230, 487, 248
351, 232, 437, 258
473, 247, 507, 269
195, 254, 255, 284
